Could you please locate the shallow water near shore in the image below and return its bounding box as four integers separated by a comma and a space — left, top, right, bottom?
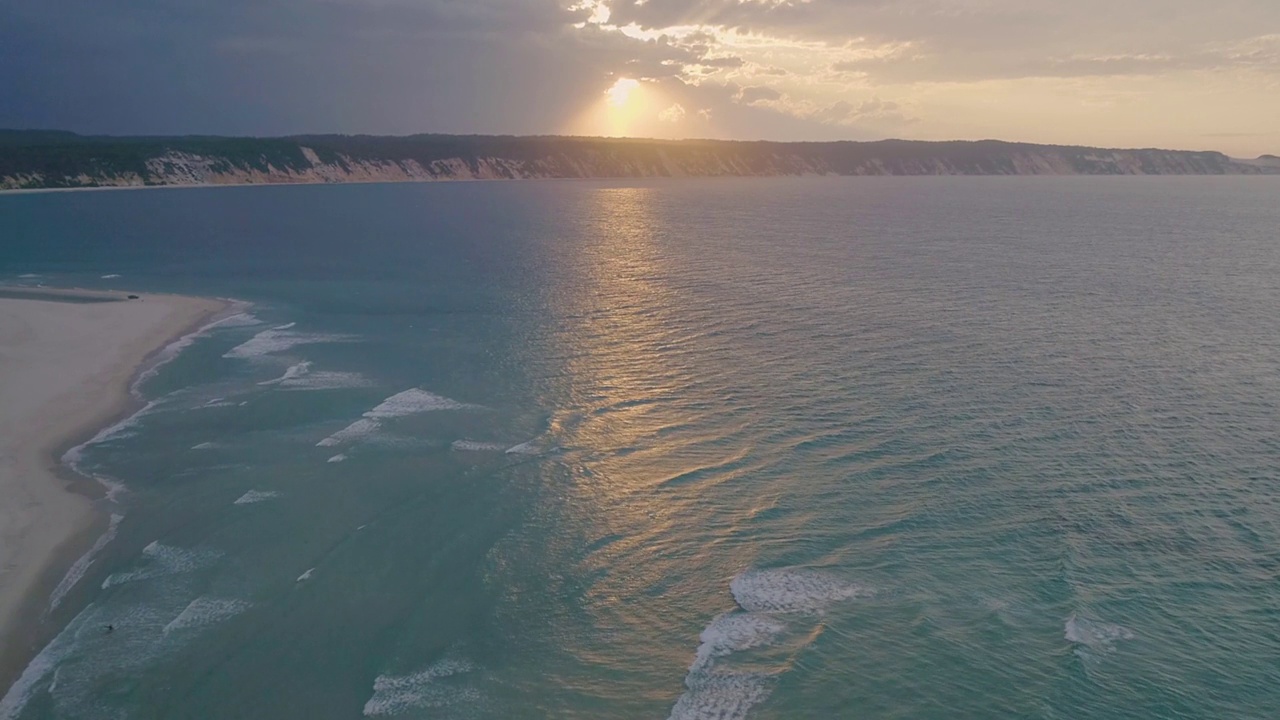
3, 177, 1280, 719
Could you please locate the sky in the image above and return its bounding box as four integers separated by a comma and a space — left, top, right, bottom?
2, 0, 1278, 155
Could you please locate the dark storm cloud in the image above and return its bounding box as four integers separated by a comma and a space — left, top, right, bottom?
0, 0, 625, 134
1, 0, 1278, 144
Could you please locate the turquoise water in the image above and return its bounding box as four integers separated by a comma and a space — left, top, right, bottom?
3, 177, 1280, 719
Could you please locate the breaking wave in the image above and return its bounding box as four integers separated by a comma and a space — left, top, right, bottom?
729, 568, 869, 614
163, 597, 251, 634
259, 360, 312, 385
317, 389, 478, 447
223, 326, 352, 360
452, 440, 507, 452
363, 658, 480, 717
132, 306, 257, 398
101, 541, 220, 589
48, 514, 124, 612
1065, 614, 1135, 651
668, 568, 867, 720
234, 490, 281, 505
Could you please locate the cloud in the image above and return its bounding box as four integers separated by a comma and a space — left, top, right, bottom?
1, 0, 1278, 154
659, 102, 687, 122
737, 86, 783, 104
698, 55, 746, 68
807, 97, 919, 128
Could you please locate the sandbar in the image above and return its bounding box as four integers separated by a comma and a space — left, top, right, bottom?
0, 287, 229, 693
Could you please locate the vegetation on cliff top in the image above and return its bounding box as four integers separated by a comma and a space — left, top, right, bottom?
0, 130, 1274, 189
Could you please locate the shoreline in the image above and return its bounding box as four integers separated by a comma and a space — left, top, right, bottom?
0, 287, 233, 701
3, 171, 1280, 196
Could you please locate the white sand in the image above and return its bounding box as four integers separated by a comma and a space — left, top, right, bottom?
0, 289, 227, 667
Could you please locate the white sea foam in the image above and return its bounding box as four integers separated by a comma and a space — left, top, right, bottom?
96, 476, 129, 504
48, 514, 124, 612
318, 418, 381, 447
163, 597, 251, 634
18, 273, 40, 278
100, 274, 121, 279
689, 612, 786, 674
281, 370, 371, 391
668, 568, 868, 720
363, 658, 479, 716
61, 399, 161, 473
199, 397, 237, 409
223, 327, 351, 359
730, 568, 868, 614
668, 672, 774, 720
668, 611, 786, 720
327, 454, 348, 463
318, 389, 477, 447
259, 360, 312, 385
101, 541, 218, 589
273, 322, 296, 330
0, 610, 77, 719
1065, 614, 1134, 651
452, 440, 507, 452
234, 490, 281, 505
504, 440, 540, 455
366, 388, 476, 417
297, 568, 315, 582
191, 441, 218, 450
132, 307, 258, 398
7, 570, 242, 718
212, 312, 261, 328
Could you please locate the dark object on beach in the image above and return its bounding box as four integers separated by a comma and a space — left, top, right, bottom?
127, 295, 139, 299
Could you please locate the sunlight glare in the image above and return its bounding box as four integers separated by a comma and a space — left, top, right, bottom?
606, 78, 640, 108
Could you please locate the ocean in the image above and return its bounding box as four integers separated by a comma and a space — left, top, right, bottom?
2, 177, 1280, 719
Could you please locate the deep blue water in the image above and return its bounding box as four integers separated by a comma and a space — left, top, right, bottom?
3, 177, 1280, 719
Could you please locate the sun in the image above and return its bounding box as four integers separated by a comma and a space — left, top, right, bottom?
606, 78, 640, 108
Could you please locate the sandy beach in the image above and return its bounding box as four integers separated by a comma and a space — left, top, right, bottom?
0, 288, 228, 692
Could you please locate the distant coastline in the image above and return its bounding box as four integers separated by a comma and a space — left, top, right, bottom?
2, 130, 1277, 192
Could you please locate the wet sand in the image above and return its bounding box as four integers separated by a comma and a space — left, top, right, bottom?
0, 288, 229, 695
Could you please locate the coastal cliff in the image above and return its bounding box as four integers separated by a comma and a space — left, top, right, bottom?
1, 131, 1276, 190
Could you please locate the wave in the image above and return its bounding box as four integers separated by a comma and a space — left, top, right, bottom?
101, 541, 219, 589
689, 612, 786, 674
327, 453, 348, 463
317, 418, 381, 447
729, 568, 869, 614
363, 658, 479, 717
259, 360, 312, 385
6, 552, 239, 718
131, 306, 258, 398
669, 672, 774, 720
297, 568, 315, 582
100, 274, 121, 279
0, 609, 78, 719
1064, 614, 1135, 651
163, 597, 251, 634
668, 568, 868, 720
282, 371, 372, 391
191, 441, 219, 450
48, 514, 124, 612
504, 440, 540, 455
318, 389, 478, 447
61, 399, 161, 472
452, 440, 507, 452
233, 490, 281, 505
223, 326, 352, 360
257, 359, 372, 391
